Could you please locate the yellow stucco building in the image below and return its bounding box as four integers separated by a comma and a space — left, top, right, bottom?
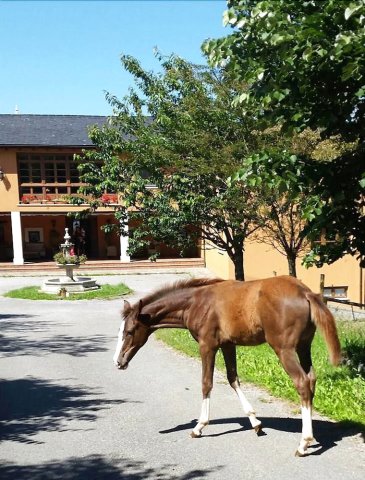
0, 115, 131, 264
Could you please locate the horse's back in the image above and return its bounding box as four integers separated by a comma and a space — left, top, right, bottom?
194, 276, 314, 346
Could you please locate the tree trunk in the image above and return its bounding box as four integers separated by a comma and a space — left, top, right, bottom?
287, 253, 297, 277
233, 249, 245, 281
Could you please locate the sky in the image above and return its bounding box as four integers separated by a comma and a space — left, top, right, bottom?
0, 0, 229, 115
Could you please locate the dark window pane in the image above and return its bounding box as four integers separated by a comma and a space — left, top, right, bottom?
31, 163, 41, 182
19, 162, 30, 183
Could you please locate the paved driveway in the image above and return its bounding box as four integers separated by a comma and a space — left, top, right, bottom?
0, 273, 363, 479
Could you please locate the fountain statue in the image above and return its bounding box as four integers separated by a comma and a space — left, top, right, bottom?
41, 227, 99, 294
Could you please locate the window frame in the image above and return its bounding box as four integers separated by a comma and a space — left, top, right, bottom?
17, 153, 84, 201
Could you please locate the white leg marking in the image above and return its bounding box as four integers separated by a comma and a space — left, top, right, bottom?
113, 320, 125, 365
233, 382, 261, 429
296, 405, 313, 456
192, 396, 210, 437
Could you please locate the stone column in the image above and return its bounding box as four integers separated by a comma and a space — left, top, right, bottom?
120, 216, 130, 262
11, 211, 24, 265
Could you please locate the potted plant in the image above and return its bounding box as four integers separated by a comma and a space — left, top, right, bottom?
53, 251, 87, 265
101, 193, 118, 204
21, 194, 37, 204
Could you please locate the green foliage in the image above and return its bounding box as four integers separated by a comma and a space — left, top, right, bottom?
302, 147, 365, 267
340, 322, 365, 378
76, 54, 272, 280
204, 0, 365, 266
53, 252, 87, 265
232, 150, 324, 275
204, 0, 365, 140
156, 320, 365, 426
77, 51, 344, 277
3, 283, 132, 301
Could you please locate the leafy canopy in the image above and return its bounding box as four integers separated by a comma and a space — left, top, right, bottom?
203, 0, 365, 266
76, 54, 267, 279
203, 0, 365, 140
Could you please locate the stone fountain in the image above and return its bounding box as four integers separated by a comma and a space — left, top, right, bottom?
41, 228, 99, 294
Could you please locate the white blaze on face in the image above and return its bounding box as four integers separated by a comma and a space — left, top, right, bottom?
113, 320, 125, 366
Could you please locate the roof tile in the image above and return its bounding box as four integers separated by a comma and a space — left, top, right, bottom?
0, 114, 108, 147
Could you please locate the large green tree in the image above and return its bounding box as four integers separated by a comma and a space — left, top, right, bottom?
77, 55, 268, 280
204, 0, 365, 265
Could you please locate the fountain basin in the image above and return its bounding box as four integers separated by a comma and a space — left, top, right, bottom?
41, 276, 99, 294
42, 228, 99, 295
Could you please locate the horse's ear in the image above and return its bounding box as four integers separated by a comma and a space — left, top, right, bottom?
138, 312, 153, 326
137, 300, 153, 325
123, 300, 131, 313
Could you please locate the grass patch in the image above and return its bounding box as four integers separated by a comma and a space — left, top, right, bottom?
3, 283, 132, 300
155, 320, 365, 427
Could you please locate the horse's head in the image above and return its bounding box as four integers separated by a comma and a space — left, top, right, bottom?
113, 299, 152, 370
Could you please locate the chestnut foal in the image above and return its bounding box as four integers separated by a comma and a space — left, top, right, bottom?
113, 276, 341, 456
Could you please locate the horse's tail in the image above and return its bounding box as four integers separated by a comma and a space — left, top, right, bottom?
306, 292, 342, 366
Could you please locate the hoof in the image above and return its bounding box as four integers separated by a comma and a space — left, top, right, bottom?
295, 449, 306, 457
190, 431, 202, 438
254, 424, 262, 435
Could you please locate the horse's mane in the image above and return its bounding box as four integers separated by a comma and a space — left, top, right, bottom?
141, 277, 224, 307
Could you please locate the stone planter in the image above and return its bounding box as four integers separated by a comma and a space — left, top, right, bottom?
57, 263, 80, 281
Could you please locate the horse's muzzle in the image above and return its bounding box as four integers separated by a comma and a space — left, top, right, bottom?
116, 360, 128, 370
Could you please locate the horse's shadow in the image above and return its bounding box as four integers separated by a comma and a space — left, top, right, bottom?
159, 416, 364, 456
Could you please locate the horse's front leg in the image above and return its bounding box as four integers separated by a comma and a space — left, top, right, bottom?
191, 343, 217, 438
276, 348, 314, 456
221, 343, 262, 433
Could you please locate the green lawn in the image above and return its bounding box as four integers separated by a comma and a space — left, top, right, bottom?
155, 320, 365, 428
3, 283, 132, 300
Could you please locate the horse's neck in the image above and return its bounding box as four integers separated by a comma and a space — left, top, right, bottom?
144, 291, 191, 330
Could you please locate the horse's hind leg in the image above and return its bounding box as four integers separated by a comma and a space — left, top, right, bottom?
221, 344, 262, 433
276, 348, 314, 456
297, 341, 317, 399
191, 343, 217, 438
296, 341, 317, 453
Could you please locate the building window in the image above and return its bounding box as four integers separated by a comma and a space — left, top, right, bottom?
323, 285, 348, 299
17, 153, 83, 201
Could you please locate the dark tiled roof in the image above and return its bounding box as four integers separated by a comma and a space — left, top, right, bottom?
0, 114, 109, 147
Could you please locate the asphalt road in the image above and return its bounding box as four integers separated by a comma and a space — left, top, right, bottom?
0, 273, 363, 479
